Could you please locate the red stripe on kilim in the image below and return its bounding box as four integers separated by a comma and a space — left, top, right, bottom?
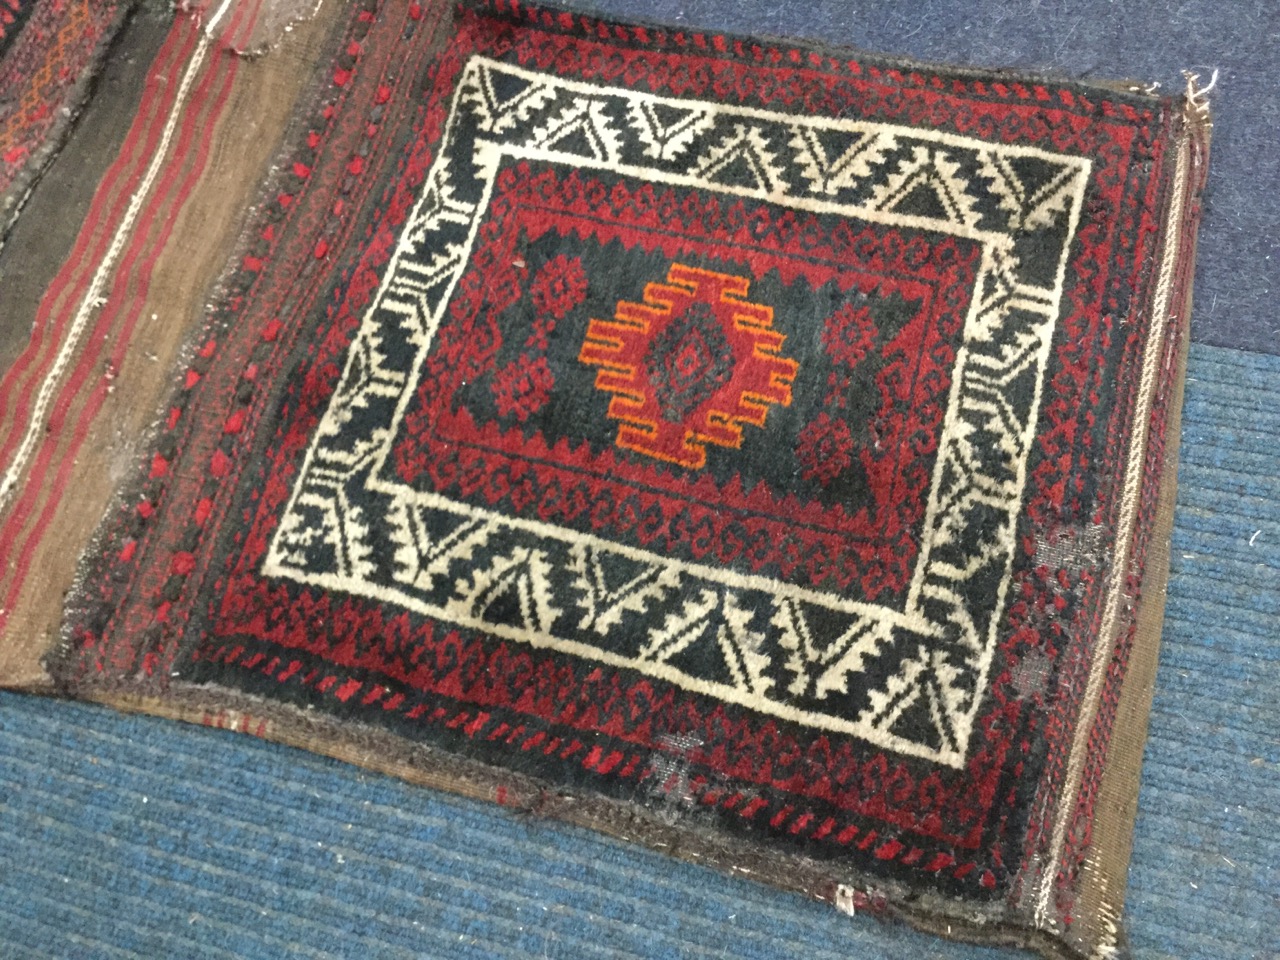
0, 7, 251, 633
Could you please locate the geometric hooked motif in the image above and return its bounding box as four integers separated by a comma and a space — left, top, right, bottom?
579, 263, 798, 469
59, 3, 1208, 956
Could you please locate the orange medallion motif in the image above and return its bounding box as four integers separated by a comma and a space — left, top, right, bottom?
579, 263, 798, 469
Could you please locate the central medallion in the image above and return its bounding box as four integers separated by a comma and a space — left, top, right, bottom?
579, 263, 798, 468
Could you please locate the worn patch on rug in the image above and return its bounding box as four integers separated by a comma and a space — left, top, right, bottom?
53, 3, 1209, 957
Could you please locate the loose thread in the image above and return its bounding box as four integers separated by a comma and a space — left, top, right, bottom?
1182, 68, 1218, 125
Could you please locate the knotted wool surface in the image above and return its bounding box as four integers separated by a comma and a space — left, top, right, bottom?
34, 2, 1208, 957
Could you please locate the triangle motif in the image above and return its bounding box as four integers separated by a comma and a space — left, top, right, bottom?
690, 123, 786, 194
530, 98, 624, 164
389, 502, 496, 593
788, 126, 892, 195
857, 646, 968, 754
627, 99, 715, 161
567, 544, 682, 637
977, 149, 1081, 231
641, 590, 773, 696
868, 145, 981, 227
771, 598, 884, 698
464, 62, 557, 134
446, 546, 562, 634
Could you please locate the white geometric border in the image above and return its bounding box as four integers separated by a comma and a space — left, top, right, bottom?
262, 57, 1090, 766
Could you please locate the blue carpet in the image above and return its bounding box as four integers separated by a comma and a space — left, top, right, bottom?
0, 342, 1277, 958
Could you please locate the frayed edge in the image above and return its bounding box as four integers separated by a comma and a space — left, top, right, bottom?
178, 0, 326, 58
1182, 68, 1217, 127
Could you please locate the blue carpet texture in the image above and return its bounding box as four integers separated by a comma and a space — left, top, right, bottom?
0, 342, 1276, 959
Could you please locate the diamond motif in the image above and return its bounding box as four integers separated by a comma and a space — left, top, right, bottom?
579, 263, 798, 469
648, 301, 735, 423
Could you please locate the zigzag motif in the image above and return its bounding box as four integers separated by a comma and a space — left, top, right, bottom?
444, 59, 1087, 239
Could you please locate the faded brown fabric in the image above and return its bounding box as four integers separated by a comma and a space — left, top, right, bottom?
1069, 284, 1195, 958
0, 9, 171, 377
0, 4, 347, 689
183, 0, 329, 54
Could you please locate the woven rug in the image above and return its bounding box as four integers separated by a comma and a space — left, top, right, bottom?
0, 0, 132, 234
0, 2, 1211, 958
